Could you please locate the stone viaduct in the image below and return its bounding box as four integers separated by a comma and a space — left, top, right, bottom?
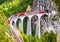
9, 12, 48, 38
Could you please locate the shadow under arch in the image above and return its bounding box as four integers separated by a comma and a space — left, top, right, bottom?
31, 15, 38, 36
40, 14, 48, 33
23, 16, 29, 34
12, 20, 15, 27
16, 18, 21, 29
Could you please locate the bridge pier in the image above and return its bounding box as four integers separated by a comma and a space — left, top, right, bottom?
19, 18, 23, 31
36, 17, 40, 38
27, 15, 33, 35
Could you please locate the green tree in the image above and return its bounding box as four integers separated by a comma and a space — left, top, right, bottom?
0, 0, 32, 18
52, 0, 60, 16
0, 0, 7, 4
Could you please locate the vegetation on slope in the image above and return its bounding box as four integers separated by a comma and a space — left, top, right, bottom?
0, 10, 13, 42
0, 0, 8, 4
0, 0, 58, 42
52, 0, 60, 16
0, 0, 32, 42
19, 30, 57, 42
0, 0, 32, 18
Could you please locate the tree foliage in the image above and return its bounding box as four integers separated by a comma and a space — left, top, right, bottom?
0, 0, 32, 18
0, 10, 13, 42
52, 0, 60, 16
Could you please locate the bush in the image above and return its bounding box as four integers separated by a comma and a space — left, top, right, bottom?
40, 31, 57, 42
16, 27, 57, 42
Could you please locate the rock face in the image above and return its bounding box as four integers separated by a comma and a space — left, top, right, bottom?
32, 0, 56, 13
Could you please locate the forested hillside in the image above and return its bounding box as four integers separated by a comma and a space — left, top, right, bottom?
52, 0, 60, 16
0, 0, 32, 18
0, 0, 32, 42
0, 0, 60, 42
0, 10, 13, 42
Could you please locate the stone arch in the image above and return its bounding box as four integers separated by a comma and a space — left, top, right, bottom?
16, 18, 21, 29
23, 16, 29, 34
31, 15, 38, 36
40, 14, 48, 33
12, 20, 16, 27
41, 14, 48, 22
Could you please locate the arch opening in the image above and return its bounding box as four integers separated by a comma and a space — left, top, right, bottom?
31, 15, 38, 36
16, 18, 21, 29
23, 17, 29, 34
40, 14, 48, 33
12, 21, 15, 27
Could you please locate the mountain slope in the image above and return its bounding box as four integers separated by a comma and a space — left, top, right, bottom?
0, 10, 13, 42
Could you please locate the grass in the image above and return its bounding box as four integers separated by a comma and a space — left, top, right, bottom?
0, 10, 13, 42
